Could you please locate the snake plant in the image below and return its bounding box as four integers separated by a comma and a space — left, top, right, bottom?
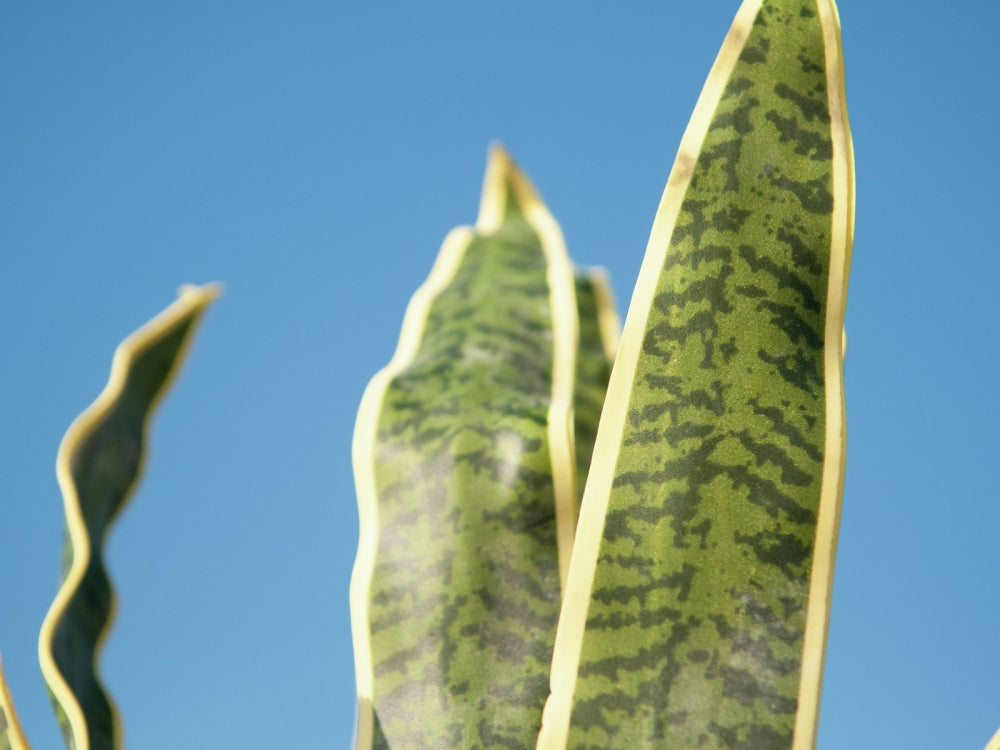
1, 1, 995, 749
351, 0, 856, 747
0, 285, 218, 750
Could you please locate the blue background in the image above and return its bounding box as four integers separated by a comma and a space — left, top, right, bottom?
2, 2, 998, 747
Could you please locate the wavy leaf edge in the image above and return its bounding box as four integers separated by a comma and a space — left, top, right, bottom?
36, 282, 220, 750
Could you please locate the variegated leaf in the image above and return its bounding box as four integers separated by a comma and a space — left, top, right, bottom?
351, 146, 617, 748
38, 284, 219, 750
538, 1, 854, 748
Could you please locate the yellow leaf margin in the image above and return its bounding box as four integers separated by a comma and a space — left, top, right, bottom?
36, 283, 220, 750
349, 145, 579, 749
535, 0, 854, 747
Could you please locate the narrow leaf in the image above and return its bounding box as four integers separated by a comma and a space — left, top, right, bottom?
350, 145, 579, 748
37, 284, 219, 750
0, 656, 30, 750
986, 726, 1000, 750
539, 1, 854, 748
572, 270, 620, 503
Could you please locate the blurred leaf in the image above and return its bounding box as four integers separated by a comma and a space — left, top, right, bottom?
539, 0, 854, 747
351, 146, 610, 748
0, 656, 29, 750
572, 269, 620, 504
37, 284, 219, 750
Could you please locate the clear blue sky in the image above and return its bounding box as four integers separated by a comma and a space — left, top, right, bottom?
2, 2, 997, 748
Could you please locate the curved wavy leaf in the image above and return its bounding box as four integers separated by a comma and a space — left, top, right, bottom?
37, 284, 219, 750
539, 1, 854, 748
351, 145, 585, 748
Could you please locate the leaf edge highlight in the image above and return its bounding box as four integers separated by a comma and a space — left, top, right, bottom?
535, 3, 766, 746
349, 144, 580, 748
0, 654, 31, 750
791, 0, 855, 747
36, 282, 220, 750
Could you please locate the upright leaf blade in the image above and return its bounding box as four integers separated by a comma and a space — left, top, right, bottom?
0, 656, 30, 750
572, 270, 620, 503
351, 146, 582, 748
37, 284, 219, 750
351, 148, 600, 748
539, 1, 853, 748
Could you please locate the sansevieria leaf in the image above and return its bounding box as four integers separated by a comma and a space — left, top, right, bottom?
36, 284, 219, 750
0, 656, 29, 750
572, 270, 620, 505
351, 146, 617, 748
538, 1, 854, 748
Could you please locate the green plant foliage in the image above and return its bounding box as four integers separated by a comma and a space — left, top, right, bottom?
572, 271, 620, 505
2, 0, 879, 747
353, 0, 854, 747
350, 146, 618, 748
0, 659, 28, 750
0, 285, 217, 750
540, 0, 853, 746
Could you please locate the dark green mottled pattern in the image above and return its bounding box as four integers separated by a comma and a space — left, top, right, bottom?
568, 2, 833, 747
369, 186, 563, 748
51, 313, 201, 750
573, 274, 616, 504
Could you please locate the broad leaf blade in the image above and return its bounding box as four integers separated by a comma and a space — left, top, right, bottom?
539, 1, 853, 748
351, 146, 580, 748
38, 284, 219, 750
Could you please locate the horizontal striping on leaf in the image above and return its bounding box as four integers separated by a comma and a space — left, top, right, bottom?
540, 1, 853, 748
352, 146, 579, 749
